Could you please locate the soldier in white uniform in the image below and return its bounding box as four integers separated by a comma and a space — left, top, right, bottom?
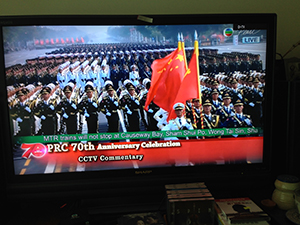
77, 61, 90, 95
129, 64, 140, 87
99, 64, 110, 89
162, 103, 193, 140
57, 67, 67, 90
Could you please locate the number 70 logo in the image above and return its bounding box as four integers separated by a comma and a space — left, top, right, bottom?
21, 143, 48, 159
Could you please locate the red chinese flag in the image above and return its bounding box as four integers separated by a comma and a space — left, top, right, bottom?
168, 40, 201, 121
153, 48, 186, 112
144, 47, 185, 111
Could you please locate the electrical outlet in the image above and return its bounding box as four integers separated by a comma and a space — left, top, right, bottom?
285, 57, 300, 81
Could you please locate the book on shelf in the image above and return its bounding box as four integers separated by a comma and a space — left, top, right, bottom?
215, 197, 270, 224
165, 182, 215, 225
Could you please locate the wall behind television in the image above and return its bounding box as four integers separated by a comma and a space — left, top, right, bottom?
0, 0, 299, 59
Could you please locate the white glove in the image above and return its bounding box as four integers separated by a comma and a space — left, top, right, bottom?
41, 115, 46, 120
16, 117, 23, 122
127, 110, 132, 115
63, 113, 69, 119
148, 109, 154, 113
106, 112, 111, 117
25, 106, 31, 113
245, 118, 251, 126
71, 103, 77, 109
114, 101, 119, 107
249, 102, 255, 107
84, 112, 90, 118
92, 102, 98, 108
49, 105, 55, 110
134, 99, 140, 105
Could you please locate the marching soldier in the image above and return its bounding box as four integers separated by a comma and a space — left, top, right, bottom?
110, 64, 120, 90
10, 88, 34, 136
185, 99, 193, 120
34, 86, 58, 135
57, 67, 67, 90
222, 99, 253, 128
218, 93, 235, 125
230, 56, 241, 72
99, 64, 110, 89
119, 64, 129, 83
162, 103, 193, 140
141, 65, 152, 80
218, 56, 230, 73
120, 84, 141, 132
199, 59, 209, 75
202, 99, 220, 129
129, 64, 140, 87
67, 62, 79, 84
208, 57, 219, 74
240, 56, 252, 73
229, 79, 244, 105
78, 82, 99, 134
140, 78, 159, 131
187, 98, 202, 129
78, 61, 90, 95
244, 77, 263, 127
251, 54, 263, 71
211, 88, 222, 114
88, 61, 99, 87
99, 81, 121, 133
56, 83, 79, 134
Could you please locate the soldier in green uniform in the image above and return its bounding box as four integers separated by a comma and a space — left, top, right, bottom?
211, 88, 222, 114
186, 98, 202, 130
120, 84, 141, 132
140, 78, 158, 131
10, 88, 34, 136
78, 82, 99, 134
229, 79, 244, 105
202, 99, 220, 129
222, 99, 253, 129
245, 77, 263, 127
56, 83, 79, 134
34, 86, 58, 135
251, 54, 263, 71
99, 81, 121, 133
218, 93, 235, 125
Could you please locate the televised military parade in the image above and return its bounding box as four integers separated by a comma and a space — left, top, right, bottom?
6, 29, 265, 140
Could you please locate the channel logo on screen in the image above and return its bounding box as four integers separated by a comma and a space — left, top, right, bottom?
223, 28, 233, 37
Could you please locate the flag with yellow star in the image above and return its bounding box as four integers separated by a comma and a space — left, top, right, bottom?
144, 46, 186, 113
167, 37, 202, 121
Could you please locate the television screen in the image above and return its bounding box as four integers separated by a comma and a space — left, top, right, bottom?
0, 14, 276, 201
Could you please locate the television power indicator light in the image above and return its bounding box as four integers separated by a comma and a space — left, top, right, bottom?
223, 28, 234, 37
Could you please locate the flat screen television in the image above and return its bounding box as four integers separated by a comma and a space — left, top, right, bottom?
0, 14, 277, 211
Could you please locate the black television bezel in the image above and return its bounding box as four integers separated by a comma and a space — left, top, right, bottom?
0, 13, 277, 204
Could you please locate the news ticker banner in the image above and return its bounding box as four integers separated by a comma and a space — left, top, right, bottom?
14, 127, 262, 144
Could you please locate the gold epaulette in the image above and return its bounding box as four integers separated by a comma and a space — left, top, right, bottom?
49, 98, 57, 106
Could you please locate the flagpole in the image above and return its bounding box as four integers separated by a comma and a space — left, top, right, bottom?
181, 33, 188, 70
194, 31, 204, 130
178, 33, 182, 50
